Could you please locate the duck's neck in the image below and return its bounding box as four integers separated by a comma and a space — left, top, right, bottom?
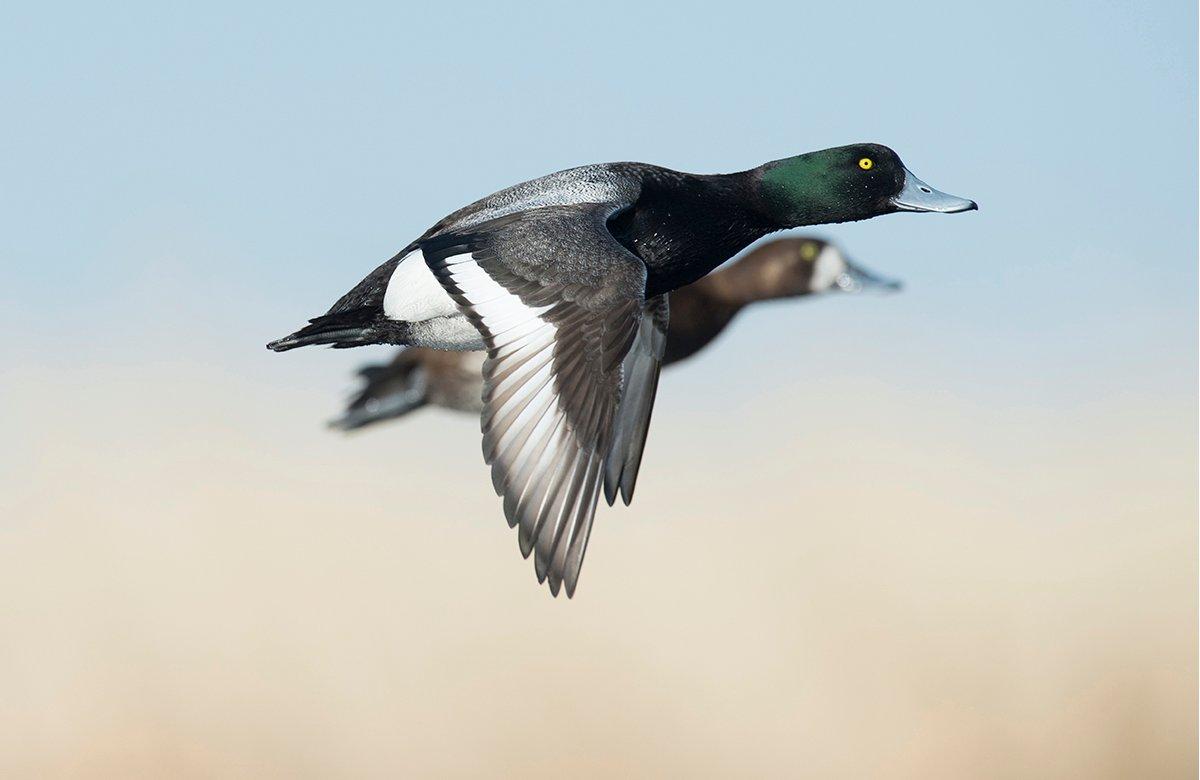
660, 276, 746, 366
615, 169, 778, 297
703, 249, 803, 308
660, 240, 812, 365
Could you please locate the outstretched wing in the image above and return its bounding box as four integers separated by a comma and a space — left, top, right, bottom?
604, 294, 668, 506
422, 203, 660, 597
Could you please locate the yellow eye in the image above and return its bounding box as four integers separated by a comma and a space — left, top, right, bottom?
800, 243, 817, 261
858, 157, 874, 170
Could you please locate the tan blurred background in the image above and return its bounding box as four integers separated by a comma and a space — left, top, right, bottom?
2, 346, 1193, 778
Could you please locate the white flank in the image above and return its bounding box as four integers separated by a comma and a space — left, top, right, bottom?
383, 250, 459, 322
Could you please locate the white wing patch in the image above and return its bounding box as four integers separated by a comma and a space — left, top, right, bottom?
383, 249, 459, 322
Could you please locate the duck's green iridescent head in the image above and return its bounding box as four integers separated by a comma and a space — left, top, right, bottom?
759, 143, 976, 227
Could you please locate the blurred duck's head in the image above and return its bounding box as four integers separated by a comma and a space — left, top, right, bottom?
737, 238, 903, 299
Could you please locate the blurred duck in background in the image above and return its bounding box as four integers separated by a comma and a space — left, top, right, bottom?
330, 237, 901, 431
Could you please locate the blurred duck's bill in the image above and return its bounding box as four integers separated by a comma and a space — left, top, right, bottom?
836, 260, 903, 293
892, 169, 978, 213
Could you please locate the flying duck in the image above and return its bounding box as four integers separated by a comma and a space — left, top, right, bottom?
329, 237, 901, 430
269, 144, 976, 596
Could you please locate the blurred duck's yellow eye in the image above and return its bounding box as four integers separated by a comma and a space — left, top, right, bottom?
858, 157, 874, 170
800, 243, 818, 261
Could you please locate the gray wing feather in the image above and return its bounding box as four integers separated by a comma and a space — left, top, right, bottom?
423, 203, 656, 597
325, 163, 643, 315
603, 294, 668, 506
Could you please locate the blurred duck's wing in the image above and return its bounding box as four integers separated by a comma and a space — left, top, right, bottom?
331, 348, 429, 431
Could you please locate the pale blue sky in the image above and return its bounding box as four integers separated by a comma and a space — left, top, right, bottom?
2, 0, 1195, 416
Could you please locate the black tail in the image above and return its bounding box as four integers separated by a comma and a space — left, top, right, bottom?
267, 308, 394, 352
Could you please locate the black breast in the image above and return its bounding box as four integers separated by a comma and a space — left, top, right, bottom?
607, 169, 772, 298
